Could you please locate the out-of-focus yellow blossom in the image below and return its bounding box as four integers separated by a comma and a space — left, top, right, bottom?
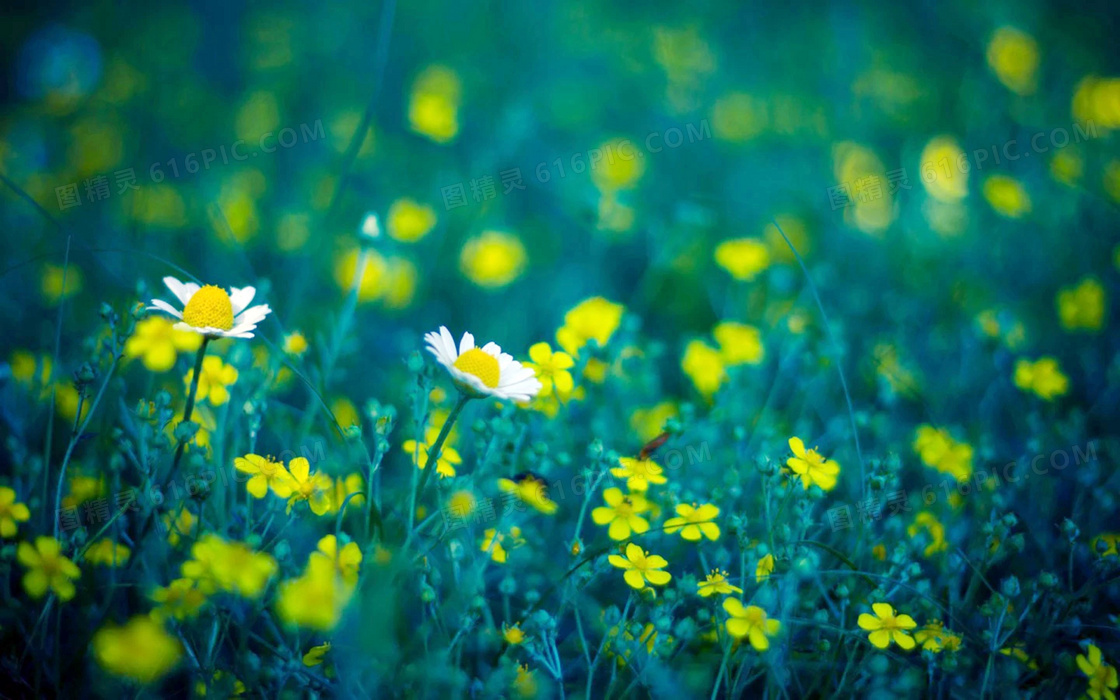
195, 671, 246, 697
10, 351, 53, 396
277, 211, 312, 251
714, 238, 770, 281
713, 322, 764, 366
872, 342, 921, 397
234, 454, 294, 499
303, 642, 331, 667
915, 621, 962, 653
756, 553, 775, 582
328, 109, 376, 157
712, 92, 767, 142
908, 512, 949, 557
497, 475, 559, 515
611, 457, 667, 492
283, 331, 309, 356
0, 487, 31, 537
19, 537, 80, 601
409, 65, 461, 144
920, 136, 969, 202
1092, 533, 1120, 558
592, 487, 650, 540
330, 396, 361, 429
446, 490, 476, 520
858, 603, 917, 650
404, 428, 461, 479
630, 402, 678, 443
1051, 149, 1084, 186
323, 473, 365, 515
151, 577, 208, 620
605, 622, 668, 666
313, 534, 362, 587
502, 623, 525, 645
698, 569, 742, 597
653, 26, 716, 112
481, 526, 524, 564
185, 355, 238, 406
913, 425, 973, 481
92, 615, 182, 683
63, 473, 105, 509
974, 309, 1026, 350
872, 544, 887, 561
664, 503, 720, 541
217, 169, 266, 244
1014, 356, 1069, 400
125, 316, 203, 372
786, 437, 840, 491
134, 184, 188, 228
163, 505, 196, 546
762, 215, 811, 263
1106, 161, 1120, 203
85, 539, 130, 567
181, 534, 277, 598
388, 198, 437, 242
983, 175, 1031, 218
333, 247, 389, 302
596, 193, 636, 234
55, 382, 89, 424
525, 342, 574, 398
556, 297, 625, 357
1077, 643, 1118, 700
234, 90, 280, 142
460, 230, 527, 289
41, 264, 83, 305
1057, 277, 1106, 332
277, 555, 354, 631
282, 457, 334, 515
512, 664, 538, 699
609, 542, 672, 589
1000, 643, 1039, 670
681, 339, 727, 398
833, 142, 895, 236
1073, 77, 1120, 131
723, 599, 781, 651
986, 27, 1039, 95
591, 137, 646, 192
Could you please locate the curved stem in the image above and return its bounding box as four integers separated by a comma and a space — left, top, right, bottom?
170, 337, 211, 476
409, 394, 469, 534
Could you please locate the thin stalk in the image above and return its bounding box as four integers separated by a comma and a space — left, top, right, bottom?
409, 394, 469, 534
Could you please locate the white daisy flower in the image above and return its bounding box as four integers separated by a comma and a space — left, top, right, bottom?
148, 276, 272, 339
424, 326, 542, 402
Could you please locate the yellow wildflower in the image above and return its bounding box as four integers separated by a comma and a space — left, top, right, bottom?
591, 487, 650, 540
323, 473, 366, 515
525, 342, 574, 398
664, 502, 720, 541
460, 230, 527, 289
282, 457, 334, 515
983, 175, 1031, 218
857, 603, 917, 650
714, 238, 770, 281
681, 339, 727, 398
388, 198, 437, 242
512, 663, 538, 699
302, 642, 331, 666
85, 539, 131, 567
611, 457, 667, 492
234, 453, 294, 499
986, 27, 1039, 95
608, 542, 672, 589
723, 599, 781, 651
18, 536, 80, 601
0, 487, 31, 537
713, 322, 765, 365
502, 623, 526, 645
150, 577, 208, 621
404, 430, 461, 479
914, 620, 962, 653
629, 402, 678, 443
497, 475, 559, 515
756, 553, 774, 582
908, 512, 949, 556
1014, 356, 1069, 400
1057, 277, 1106, 332
912, 425, 973, 481
555, 297, 625, 357
181, 534, 277, 598
1077, 644, 1118, 700
409, 65, 461, 144
313, 534, 362, 587
92, 615, 182, 683
124, 316, 202, 372
276, 556, 354, 631
41, 263, 83, 304
184, 355, 239, 406
162, 505, 196, 546
786, 437, 840, 491
481, 527, 524, 564
698, 569, 742, 597
283, 331, 309, 356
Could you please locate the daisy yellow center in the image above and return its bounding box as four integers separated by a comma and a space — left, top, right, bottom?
182, 285, 235, 331
453, 348, 500, 388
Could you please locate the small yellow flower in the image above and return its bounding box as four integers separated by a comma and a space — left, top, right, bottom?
62, 473, 106, 509
234, 454, 294, 499
446, 490, 476, 520
786, 437, 840, 491
555, 297, 625, 357
481, 527, 524, 564
1057, 277, 1106, 332
1077, 643, 1118, 700
629, 402, 678, 443
302, 642, 331, 667
608, 542, 672, 589
162, 505, 196, 546
591, 487, 650, 541
723, 599, 781, 651
185, 355, 239, 406
986, 27, 1039, 95
1000, 643, 1039, 670
914, 620, 962, 653
124, 316, 203, 372
283, 457, 334, 515
755, 553, 774, 582
276, 556, 354, 631
611, 457, 668, 492
664, 503, 720, 541
388, 198, 437, 242
697, 569, 742, 597
714, 238, 770, 281
283, 331, 309, 356
323, 473, 366, 515
512, 663, 538, 699
713, 322, 765, 365
0, 487, 31, 537
913, 425, 973, 481
857, 603, 917, 650
502, 623, 526, 645
313, 534, 362, 587
92, 615, 182, 683
460, 230, 528, 289
681, 339, 727, 398
497, 475, 559, 515
409, 65, 461, 144
181, 534, 277, 598
195, 670, 245, 697
908, 512, 949, 557
18, 536, 81, 601
150, 577, 208, 621
85, 539, 131, 567
1014, 356, 1069, 400
1092, 533, 1120, 558
525, 342, 575, 398
983, 175, 1031, 218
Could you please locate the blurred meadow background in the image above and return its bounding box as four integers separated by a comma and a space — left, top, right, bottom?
1, 0, 1120, 697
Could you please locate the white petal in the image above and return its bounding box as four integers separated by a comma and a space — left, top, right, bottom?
172, 322, 205, 335
163, 277, 195, 306
439, 326, 459, 362
233, 303, 271, 326
148, 299, 184, 318
229, 286, 257, 315
426, 331, 455, 366
448, 366, 490, 394
480, 342, 502, 357
459, 332, 475, 355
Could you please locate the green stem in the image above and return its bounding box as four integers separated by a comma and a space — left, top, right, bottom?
170, 338, 210, 476
409, 394, 469, 533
